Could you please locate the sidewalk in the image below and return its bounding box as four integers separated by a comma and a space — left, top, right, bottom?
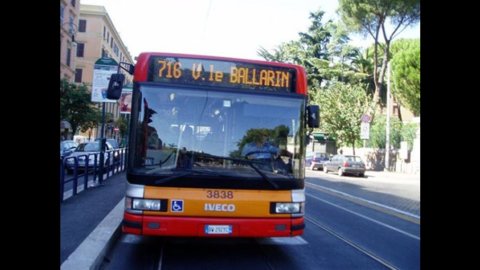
60, 172, 127, 269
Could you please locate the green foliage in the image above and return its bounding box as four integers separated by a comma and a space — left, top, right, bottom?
115, 116, 128, 138
391, 39, 420, 116
256, 4, 420, 152
367, 114, 417, 149
338, 0, 420, 107
313, 81, 374, 154
257, 9, 371, 101
400, 122, 418, 151
368, 114, 402, 149
60, 79, 101, 135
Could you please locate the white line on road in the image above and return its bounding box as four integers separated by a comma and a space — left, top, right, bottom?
157, 241, 165, 270
307, 193, 420, 240
306, 182, 420, 220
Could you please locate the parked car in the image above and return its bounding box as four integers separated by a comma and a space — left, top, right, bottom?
95, 138, 121, 162
305, 152, 329, 170
95, 138, 120, 149
60, 140, 78, 159
64, 141, 115, 172
323, 154, 366, 177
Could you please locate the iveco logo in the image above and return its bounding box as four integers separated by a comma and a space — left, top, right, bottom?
204, 203, 236, 212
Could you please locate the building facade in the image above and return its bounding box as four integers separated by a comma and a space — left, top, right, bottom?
60, 0, 80, 82
75, 4, 134, 139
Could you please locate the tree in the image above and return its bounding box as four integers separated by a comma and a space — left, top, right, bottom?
367, 114, 403, 149
367, 114, 417, 150
258, 9, 367, 101
338, 0, 420, 108
390, 38, 420, 116
115, 116, 128, 139
313, 81, 374, 155
60, 79, 101, 136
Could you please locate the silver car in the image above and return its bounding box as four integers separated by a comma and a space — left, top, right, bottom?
64, 141, 114, 171
323, 154, 366, 177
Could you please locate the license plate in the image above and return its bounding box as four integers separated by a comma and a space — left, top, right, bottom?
204, 225, 232, 234
352, 165, 358, 168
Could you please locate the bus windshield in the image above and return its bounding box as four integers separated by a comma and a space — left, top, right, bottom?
129, 85, 305, 183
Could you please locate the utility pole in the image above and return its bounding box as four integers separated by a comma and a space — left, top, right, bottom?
385, 62, 391, 171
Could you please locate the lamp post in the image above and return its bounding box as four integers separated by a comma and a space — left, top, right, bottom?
385, 62, 391, 171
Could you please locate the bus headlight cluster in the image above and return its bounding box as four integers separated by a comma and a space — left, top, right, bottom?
126, 197, 162, 211
273, 202, 304, 214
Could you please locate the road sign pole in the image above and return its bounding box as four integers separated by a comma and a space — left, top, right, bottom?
385, 61, 391, 171
91, 57, 118, 187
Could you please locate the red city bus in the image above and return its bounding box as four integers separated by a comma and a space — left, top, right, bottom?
107, 52, 319, 237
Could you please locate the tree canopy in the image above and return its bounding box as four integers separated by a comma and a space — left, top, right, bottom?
313, 81, 374, 155
390, 39, 420, 116
338, 0, 420, 108
60, 79, 101, 137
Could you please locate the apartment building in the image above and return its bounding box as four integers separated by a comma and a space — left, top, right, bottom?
60, 0, 80, 81
75, 4, 134, 139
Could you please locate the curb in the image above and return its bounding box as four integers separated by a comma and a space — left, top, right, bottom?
61, 198, 125, 270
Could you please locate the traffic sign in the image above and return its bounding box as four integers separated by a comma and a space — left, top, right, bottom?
361, 114, 371, 123
360, 122, 370, 139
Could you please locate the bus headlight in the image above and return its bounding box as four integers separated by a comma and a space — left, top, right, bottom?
272, 202, 304, 214
130, 198, 162, 211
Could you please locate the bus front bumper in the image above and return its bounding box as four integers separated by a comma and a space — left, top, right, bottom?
122, 212, 304, 237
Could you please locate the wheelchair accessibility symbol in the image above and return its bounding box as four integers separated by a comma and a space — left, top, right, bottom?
171, 200, 184, 212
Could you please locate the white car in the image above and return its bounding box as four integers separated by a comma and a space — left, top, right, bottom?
64, 141, 115, 171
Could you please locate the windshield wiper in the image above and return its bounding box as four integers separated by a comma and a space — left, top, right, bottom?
153, 168, 227, 185
197, 153, 279, 189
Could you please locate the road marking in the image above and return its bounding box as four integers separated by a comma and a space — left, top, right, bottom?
306, 216, 399, 270
306, 182, 420, 224
256, 236, 308, 245
157, 242, 165, 270
307, 193, 420, 240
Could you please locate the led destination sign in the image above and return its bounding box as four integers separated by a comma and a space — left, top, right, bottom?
147, 56, 296, 92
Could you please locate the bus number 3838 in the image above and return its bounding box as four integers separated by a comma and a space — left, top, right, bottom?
206, 190, 234, 199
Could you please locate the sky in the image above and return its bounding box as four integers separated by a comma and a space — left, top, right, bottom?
80, 0, 420, 61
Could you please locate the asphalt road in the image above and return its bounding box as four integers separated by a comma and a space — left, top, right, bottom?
98, 171, 420, 269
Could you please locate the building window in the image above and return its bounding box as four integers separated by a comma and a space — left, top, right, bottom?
69, 15, 75, 36
71, 0, 76, 7
60, 5, 65, 24
102, 48, 107, 58
103, 26, 106, 39
79, 20, 86, 32
110, 37, 113, 48
66, 48, 71, 67
76, 43, 84, 57
75, 69, 83, 83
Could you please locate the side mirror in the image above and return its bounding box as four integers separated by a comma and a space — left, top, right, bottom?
107, 73, 125, 100
307, 105, 320, 128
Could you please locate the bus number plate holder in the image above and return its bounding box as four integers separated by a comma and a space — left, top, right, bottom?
204, 225, 232, 235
